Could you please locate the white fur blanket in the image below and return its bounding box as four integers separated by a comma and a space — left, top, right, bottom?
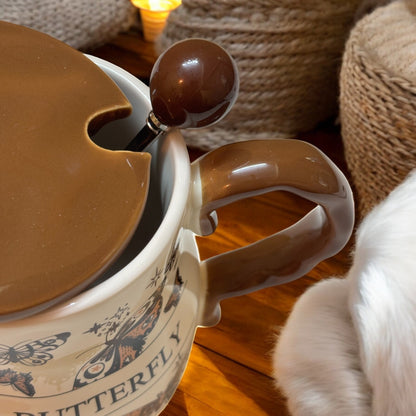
273, 169, 416, 415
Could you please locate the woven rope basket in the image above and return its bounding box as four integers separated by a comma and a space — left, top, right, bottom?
158, 0, 360, 150
0, 0, 136, 50
340, 0, 416, 217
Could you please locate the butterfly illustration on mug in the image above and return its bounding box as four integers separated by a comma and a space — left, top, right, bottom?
74, 243, 184, 389
74, 283, 164, 389
0, 332, 71, 397
164, 268, 184, 313
0, 332, 71, 367
0, 368, 35, 397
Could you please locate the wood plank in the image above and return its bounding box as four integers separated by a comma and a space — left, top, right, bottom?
161, 344, 289, 416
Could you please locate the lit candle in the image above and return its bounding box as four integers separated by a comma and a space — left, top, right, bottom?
130, 0, 182, 42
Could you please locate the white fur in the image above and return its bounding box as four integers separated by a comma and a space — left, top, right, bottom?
273, 170, 416, 415
274, 278, 371, 415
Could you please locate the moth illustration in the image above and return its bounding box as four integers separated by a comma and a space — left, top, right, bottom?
74, 288, 163, 388
0, 332, 71, 366
164, 243, 179, 275
164, 269, 184, 313
0, 368, 35, 397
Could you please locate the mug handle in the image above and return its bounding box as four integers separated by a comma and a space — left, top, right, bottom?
186, 139, 354, 326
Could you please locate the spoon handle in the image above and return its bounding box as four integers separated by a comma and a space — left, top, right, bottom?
126, 111, 165, 152
126, 125, 156, 152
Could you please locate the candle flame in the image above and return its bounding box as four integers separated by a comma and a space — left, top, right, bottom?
149, 0, 163, 10
130, 0, 181, 11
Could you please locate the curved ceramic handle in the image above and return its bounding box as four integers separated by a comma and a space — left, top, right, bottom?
187, 139, 354, 326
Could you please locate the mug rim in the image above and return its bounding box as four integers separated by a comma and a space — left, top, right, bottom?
9, 56, 191, 324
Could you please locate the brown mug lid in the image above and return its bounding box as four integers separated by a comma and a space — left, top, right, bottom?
0, 22, 151, 318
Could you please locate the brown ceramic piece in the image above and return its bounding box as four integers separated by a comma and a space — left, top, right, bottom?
149, 38, 239, 128
192, 139, 354, 325
0, 22, 151, 318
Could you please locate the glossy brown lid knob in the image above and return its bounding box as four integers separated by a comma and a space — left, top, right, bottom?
149, 38, 239, 129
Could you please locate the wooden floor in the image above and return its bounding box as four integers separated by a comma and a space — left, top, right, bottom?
91, 28, 355, 416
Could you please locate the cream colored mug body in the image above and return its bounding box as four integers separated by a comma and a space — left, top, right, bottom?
0, 57, 354, 415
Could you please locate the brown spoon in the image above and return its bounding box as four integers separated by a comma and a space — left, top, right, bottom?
127, 38, 239, 151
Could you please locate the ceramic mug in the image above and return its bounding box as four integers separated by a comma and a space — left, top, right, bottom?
0, 56, 354, 416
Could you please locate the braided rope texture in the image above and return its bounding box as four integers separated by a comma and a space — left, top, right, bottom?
0, 0, 136, 50
158, 0, 361, 150
340, 0, 416, 217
